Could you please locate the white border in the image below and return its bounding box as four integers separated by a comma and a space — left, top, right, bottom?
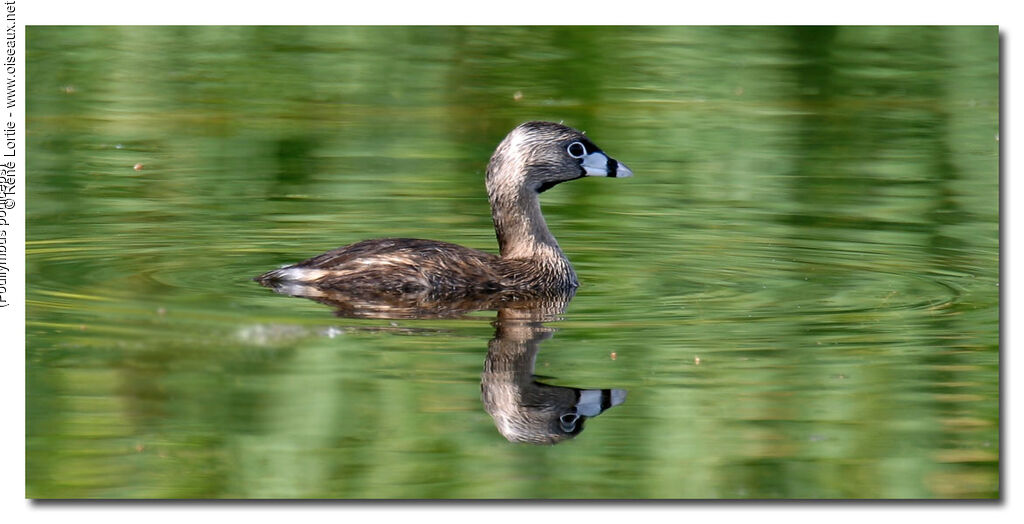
8, 1, 1016, 523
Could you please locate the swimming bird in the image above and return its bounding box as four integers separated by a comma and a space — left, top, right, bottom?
256, 121, 631, 298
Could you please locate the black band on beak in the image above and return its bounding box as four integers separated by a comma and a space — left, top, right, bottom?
607, 158, 620, 178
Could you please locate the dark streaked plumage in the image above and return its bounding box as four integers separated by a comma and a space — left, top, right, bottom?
255, 121, 631, 298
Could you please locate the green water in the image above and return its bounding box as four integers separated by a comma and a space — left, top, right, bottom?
26, 26, 999, 499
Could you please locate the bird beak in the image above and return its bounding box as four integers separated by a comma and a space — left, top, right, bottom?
576, 388, 628, 417
582, 151, 633, 178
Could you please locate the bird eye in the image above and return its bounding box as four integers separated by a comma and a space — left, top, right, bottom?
566, 141, 586, 158
559, 412, 580, 432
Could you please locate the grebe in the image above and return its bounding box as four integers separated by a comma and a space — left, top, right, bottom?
256, 121, 631, 296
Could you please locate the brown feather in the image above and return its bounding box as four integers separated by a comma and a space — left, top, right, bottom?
256, 121, 630, 306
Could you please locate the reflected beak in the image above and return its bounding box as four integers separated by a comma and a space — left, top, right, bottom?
582, 151, 633, 178
576, 388, 628, 417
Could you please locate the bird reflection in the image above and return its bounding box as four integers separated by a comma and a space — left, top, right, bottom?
256, 283, 626, 444
482, 300, 626, 444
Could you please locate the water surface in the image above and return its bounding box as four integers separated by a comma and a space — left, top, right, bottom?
26, 26, 998, 499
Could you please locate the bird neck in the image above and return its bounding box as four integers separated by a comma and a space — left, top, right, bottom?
488, 182, 565, 262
